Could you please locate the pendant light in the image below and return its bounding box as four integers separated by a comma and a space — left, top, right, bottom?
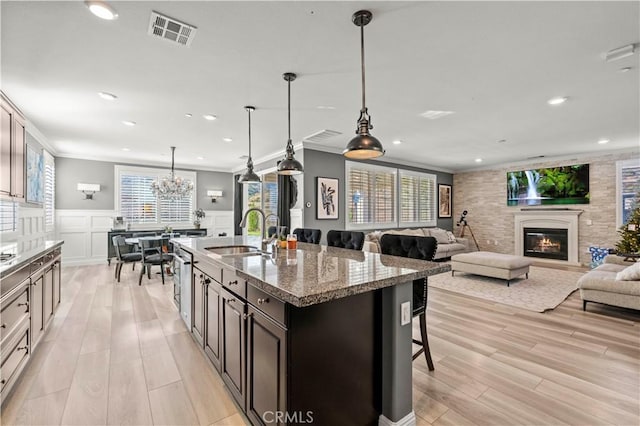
238, 106, 261, 184
150, 146, 194, 199
343, 10, 385, 160
277, 72, 304, 175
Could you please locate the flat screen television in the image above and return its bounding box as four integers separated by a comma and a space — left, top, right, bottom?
507, 164, 589, 206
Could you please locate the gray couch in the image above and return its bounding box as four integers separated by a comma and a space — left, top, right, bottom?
363, 227, 469, 260
578, 256, 640, 311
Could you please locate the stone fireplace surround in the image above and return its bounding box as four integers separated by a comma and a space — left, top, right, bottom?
513, 209, 583, 266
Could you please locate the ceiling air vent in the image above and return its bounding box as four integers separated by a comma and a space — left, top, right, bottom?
303, 129, 342, 144
148, 11, 197, 47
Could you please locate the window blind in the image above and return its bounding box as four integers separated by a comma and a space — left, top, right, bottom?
262, 172, 278, 218
399, 171, 436, 227
0, 200, 17, 233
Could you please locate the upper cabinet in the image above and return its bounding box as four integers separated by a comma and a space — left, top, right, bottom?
0, 92, 26, 201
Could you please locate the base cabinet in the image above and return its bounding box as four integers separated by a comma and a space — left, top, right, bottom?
30, 270, 44, 349
204, 278, 221, 370
246, 306, 287, 426
221, 288, 246, 408
192, 271, 205, 346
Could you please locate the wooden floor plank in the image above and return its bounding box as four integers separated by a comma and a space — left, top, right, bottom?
107, 357, 153, 426
148, 381, 199, 426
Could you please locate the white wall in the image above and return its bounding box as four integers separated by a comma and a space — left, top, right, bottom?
56, 209, 234, 265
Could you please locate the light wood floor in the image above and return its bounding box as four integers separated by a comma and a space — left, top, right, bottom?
1, 264, 639, 426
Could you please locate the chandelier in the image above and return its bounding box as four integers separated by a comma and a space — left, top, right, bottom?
151, 146, 194, 199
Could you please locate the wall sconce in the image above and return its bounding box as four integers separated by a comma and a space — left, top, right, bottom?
207, 190, 223, 203
77, 183, 101, 200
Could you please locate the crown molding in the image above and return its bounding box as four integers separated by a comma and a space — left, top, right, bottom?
25, 121, 57, 155
54, 153, 233, 173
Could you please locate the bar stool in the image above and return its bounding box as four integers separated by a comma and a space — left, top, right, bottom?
326, 230, 365, 250
292, 228, 322, 244
380, 234, 438, 371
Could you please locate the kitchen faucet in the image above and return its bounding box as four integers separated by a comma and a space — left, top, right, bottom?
239, 208, 279, 251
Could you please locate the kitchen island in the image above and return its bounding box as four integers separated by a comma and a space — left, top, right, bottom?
173, 236, 449, 426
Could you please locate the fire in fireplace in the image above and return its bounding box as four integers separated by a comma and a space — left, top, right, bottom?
523, 227, 569, 261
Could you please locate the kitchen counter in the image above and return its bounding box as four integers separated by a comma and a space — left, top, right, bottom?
0, 240, 64, 279
172, 236, 450, 307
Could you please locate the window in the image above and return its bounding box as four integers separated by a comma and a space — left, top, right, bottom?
243, 171, 279, 236
115, 165, 196, 225
617, 158, 640, 227
346, 161, 397, 229
399, 170, 437, 227
44, 151, 55, 230
0, 200, 17, 233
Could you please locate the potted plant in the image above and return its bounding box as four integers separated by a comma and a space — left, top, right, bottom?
193, 208, 205, 229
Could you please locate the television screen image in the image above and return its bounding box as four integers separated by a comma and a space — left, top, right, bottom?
507, 164, 590, 206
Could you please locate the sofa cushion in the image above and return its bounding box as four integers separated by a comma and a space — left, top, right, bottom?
446, 231, 458, 243
429, 228, 451, 245
616, 262, 640, 281
578, 270, 640, 296
595, 264, 627, 273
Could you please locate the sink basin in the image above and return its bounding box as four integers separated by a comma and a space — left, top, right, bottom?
206, 245, 260, 255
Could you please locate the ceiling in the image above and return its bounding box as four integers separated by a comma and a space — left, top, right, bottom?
2, 1, 639, 173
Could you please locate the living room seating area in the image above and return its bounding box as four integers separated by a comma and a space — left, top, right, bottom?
363, 227, 469, 259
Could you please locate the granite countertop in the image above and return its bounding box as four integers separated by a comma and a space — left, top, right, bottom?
0, 240, 65, 278
173, 236, 450, 307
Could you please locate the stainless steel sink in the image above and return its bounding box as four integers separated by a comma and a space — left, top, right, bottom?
206, 245, 260, 255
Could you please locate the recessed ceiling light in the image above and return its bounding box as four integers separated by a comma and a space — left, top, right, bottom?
203, 114, 217, 121
420, 110, 455, 120
317, 106, 336, 110
392, 140, 402, 145
547, 97, 568, 105
98, 92, 117, 101
121, 148, 130, 151
122, 120, 136, 126
475, 158, 483, 163
497, 139, 507, 144
196, 156, 204, 160
619, 67, 632, 73
85, 1, 118, 20
185, 113, 193, 118
223, 138, 233, 142
597, 139, 610, 145
605, 44, 635, 62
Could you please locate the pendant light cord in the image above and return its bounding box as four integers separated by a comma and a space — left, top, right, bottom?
288, 78, 292, 141
360, 23, 366, 112
247, 108, 252, 159
170, 146, 176, 176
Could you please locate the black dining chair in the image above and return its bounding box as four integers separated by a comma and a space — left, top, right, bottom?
185, 230, 207, 237
380, 234, 438, 371
326, 230, 365, 251
112, 235, 142, 282
292, 228, 322, 244
267, 226, 288, 238
138, 237, 173, 285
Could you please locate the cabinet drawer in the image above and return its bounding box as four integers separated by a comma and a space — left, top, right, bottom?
222, 268, 246, 299
31, 256, 46, 274
1, 327, 29, 393
0, 264, 29, 298
193, 255, 222, 283
247, 285, 286, 327
0, 282, 29, 343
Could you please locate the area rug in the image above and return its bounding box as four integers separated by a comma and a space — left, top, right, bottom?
428, 266, 584, 312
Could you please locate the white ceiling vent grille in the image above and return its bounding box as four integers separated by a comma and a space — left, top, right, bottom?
148, 11, 197, 47
303, 129, 342, 143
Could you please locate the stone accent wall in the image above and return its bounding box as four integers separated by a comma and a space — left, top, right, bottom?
453, 151, 639, 265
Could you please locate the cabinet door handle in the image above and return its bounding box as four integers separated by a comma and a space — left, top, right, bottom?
17, 302, 28, 308
229, 280, 238, 286
204, 278, 211, 285
257, 298, 269, 305
0, 378, 5, 385
0, 323, 6, 329
227, 298, 236, 303
243, 313, 253, 320
16, 346, 28, 352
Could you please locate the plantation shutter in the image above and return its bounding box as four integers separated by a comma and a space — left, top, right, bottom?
0, 200, 17, 232
399, 171, 436, 227
159, 196, 193, 223
346, 162, 396, 228
119, 174, 158, 224
262, 172, 278, 218
44, 153, 55, 228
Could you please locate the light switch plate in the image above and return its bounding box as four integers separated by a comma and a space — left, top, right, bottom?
401, 302, 411, 326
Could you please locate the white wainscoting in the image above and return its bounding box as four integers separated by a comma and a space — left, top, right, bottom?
16, 205, 47, 252
56, 209, 235, 265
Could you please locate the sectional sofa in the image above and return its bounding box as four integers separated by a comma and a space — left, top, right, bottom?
363, 227, 469, 260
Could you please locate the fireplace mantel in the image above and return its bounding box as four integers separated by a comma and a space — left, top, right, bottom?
513, 209, 583, 265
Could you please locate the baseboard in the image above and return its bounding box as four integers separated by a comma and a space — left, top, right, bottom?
379, 411, 416, 426
62, 258, 108, 266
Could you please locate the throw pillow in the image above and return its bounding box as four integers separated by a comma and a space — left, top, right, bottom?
616, 261, 640, 281
430, 229, 450, 245
446, 231, 458, 243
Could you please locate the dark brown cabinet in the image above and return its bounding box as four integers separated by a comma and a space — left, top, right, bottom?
204, 277, 221, 370
221, 288, 246, 408
0, 93, 26, 201
246, 306, 287, 426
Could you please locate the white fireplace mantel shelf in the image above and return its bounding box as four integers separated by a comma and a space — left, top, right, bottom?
513, 209, 583, 265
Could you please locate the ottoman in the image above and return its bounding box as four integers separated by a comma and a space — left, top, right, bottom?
451, 251, 533, 286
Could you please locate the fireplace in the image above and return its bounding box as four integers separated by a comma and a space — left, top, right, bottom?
523, 227, 568, 261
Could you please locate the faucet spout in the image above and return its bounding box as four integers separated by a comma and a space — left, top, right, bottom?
240, 208, 278, 251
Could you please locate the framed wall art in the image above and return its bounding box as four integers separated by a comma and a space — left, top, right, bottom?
316, 177, 338, 220
438, 184, 452, 218
26, 144, 44, 205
